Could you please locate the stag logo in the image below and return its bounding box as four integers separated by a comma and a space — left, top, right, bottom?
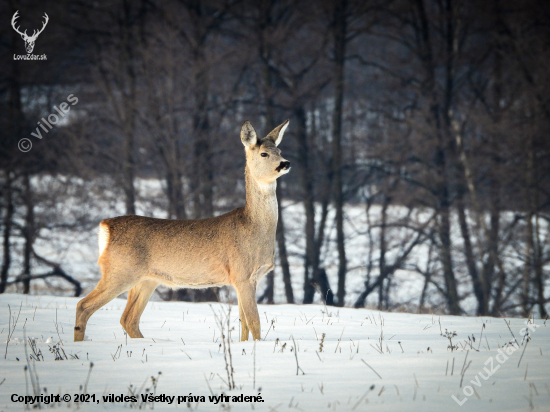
11, 11, 49, 54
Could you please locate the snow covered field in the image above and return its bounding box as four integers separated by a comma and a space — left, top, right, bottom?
1, 293, 549, 411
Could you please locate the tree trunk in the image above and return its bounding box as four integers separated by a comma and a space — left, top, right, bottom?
415, 0, 460, 315
418, 240, 434, 313
524, 131, 546, 317
331, 0, 348, 307
456, 198, 485, 314
294, 106, 316, 303
2, 10, 22, 293
439, 197, 460, 314
0, 171, 14, 293
378, 196, 389, 310
192, 47, 214, 220
166, 164, 186, 220
121, 0, 138, 215
275, 183, 294, 303
192, 135, 214, 219
22, 173, 35, 294
523, 211, 534, 317
122, 124, 136, 215
354, 198, 375, 309
313, 197, 333, 305
532, 215, 548, 318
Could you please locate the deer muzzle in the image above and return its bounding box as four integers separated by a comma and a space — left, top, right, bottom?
276, 161, 291, 172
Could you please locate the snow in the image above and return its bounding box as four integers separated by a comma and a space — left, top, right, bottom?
1, 293, 549, 411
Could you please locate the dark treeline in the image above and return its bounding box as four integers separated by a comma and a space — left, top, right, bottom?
1, 0, 549, 317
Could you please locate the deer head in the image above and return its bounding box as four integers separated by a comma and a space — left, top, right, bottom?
241, 120, 291, 184
11, 11, 49, 54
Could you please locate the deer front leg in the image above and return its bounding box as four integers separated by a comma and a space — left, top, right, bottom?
235, 281, 260, 341
238, 298, 250, 341
75, 276, 137, 342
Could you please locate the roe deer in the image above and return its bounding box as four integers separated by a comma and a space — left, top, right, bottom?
74, 120, 290, 342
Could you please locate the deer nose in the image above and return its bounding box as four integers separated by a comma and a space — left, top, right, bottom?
279, 161, 290, 170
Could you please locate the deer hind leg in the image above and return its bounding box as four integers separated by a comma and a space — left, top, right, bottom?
74, 275, 138, 342
120, 279, 159, 338
235, 281, 260, 341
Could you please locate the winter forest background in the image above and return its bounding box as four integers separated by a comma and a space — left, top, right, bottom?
1, 0, 549, 318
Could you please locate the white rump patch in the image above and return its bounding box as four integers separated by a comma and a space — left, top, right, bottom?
98, 223, 109, 257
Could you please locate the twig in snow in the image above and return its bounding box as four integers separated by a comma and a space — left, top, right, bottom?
460, 351, 469, 376
501, 316, 518, 346
210, 304, 235, 390
459, 361, 472, 388
264, 319, 275, 340
23, 329, 41, 408
370, 344, 383, 355
518, 337, 530, 368
216, 373, 229, 388
361, 359, 382, 379
54, 308, 63, 345
316, 351, 323, 362
351, 385, 375, 410
322, 289, 332, 317
477, 323, 485, 351
334, 327, 345, 353
291, 335, 305, 375
204, 373, 214, 396
83, 362, 94, 394
4, 303, 22, 359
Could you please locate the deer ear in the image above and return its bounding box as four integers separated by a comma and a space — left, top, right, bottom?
266, 119, 290, 147
241, 121, 258, 148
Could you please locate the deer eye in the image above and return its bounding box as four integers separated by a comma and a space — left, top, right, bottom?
261, 153, 269, 157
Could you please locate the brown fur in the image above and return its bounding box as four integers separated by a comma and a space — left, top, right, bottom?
74, 120, 290, 342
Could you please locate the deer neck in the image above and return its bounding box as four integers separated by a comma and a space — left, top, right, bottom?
243, 166, 278, 228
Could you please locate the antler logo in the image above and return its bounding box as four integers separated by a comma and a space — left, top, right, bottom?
11, 11, 49, 54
